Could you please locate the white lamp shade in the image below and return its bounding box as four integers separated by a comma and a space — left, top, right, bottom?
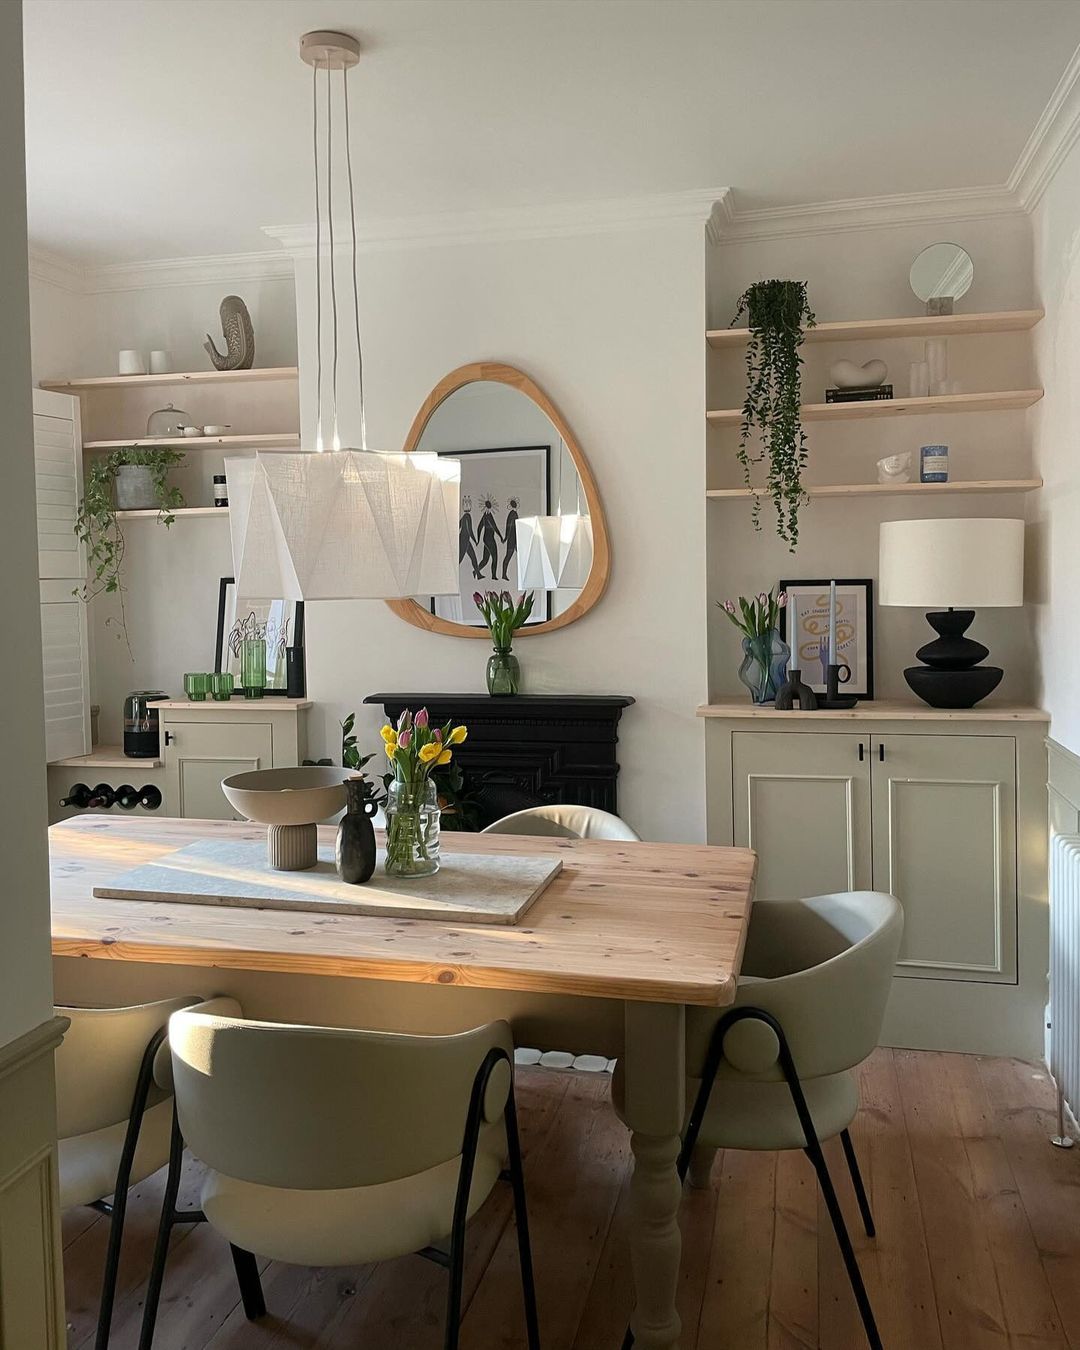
879, 517, 1024, 608
515, 514, 594, 591
228, 450, 460, 601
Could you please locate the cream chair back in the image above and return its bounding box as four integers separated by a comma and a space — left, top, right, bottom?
686, 891, 903, 1082
167, 1010, 514, 1190
482, 804, 640, 841
54, 995, 200, 1140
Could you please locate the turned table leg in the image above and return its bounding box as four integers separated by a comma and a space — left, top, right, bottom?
622, 1001, 686, 1350
687, 1144, 718, 1190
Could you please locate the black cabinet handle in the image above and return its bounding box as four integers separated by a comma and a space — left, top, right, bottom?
879, 743, 885, 762
164, 731, 175, 746
858, 743, 865, 761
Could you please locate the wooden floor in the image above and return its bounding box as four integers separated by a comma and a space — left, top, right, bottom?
63, 1050, 1080, 1350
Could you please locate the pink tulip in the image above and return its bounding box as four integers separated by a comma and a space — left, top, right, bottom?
778, 591, 787, 608
398, 729, 412, 749
414, 708, 429, 728
433, 728, 443, 742
723, 599, 736, 614
397, 709, 412, 732
473, 591, 484, 607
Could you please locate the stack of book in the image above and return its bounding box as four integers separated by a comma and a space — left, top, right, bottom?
824, 385, 894, 403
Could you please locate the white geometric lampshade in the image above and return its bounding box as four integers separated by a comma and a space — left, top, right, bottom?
515, 514, 594, 591
227, 450, 460, 601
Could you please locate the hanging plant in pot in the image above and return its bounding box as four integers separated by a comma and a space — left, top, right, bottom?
732, 280, 816, 550
74, 446, 185, 651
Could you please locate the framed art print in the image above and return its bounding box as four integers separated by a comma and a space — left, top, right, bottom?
214, 577, 305, 694
778, 577, 874, 699
430, 445, 552, 627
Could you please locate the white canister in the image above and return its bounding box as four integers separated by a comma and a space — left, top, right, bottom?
149, 350, 171, 374
118, 350, 146, 376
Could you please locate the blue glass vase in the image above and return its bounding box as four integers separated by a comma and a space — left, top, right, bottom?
738, 629, 790, 704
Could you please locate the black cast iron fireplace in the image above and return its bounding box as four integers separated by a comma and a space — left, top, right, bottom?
363, 693, 635, 830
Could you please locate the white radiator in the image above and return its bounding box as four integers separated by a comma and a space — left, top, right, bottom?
1050, 833, 1080, 1142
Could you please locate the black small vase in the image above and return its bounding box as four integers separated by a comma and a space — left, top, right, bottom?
336, 779, 378, 884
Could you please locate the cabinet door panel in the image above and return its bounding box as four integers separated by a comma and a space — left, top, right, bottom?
164, 721, 273, 820
872, 734, 1016, 983
732, 732, 872, 900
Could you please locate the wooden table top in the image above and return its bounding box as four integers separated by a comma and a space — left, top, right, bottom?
49, 817, 756, 1007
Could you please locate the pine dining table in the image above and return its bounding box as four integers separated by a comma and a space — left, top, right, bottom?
48, 814, 756, 1350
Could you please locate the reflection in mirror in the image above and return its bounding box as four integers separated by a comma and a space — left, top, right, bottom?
909, 242, 974, 313
386, 363, 608, 639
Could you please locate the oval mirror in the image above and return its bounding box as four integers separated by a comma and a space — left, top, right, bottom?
385, 363, 609, 637
909, 241, 974, 305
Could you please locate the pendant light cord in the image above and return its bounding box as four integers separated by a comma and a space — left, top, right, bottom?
325, 61, 339, 450
312, 59, 323, 450
342, 64, 367, 451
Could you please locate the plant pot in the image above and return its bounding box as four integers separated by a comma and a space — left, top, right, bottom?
336, 778, 378, 884
486, 648, 520, 696
738, 629, 790, 704
114, 464, 159, 511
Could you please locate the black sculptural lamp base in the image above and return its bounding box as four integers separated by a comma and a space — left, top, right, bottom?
903, 608, 1003, 709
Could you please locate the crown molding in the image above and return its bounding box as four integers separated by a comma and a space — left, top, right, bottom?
27, 247, 87, 293
710, 184, 1024, 245
28, 246, 293, 295
1009, 45, 1080, 210
263, 188, 729, 255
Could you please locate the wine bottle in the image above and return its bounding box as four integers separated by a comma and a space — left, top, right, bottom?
138, 785, 163, 811
87, 783, 116, 809
58, 782, 92, 809
115, 785, 139, 810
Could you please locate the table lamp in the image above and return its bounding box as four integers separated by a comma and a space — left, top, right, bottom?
879, 517, 1024, 708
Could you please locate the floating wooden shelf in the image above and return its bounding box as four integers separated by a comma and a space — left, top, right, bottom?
115, 506, 230, 519
40, 367, 299, 393
707, 479, 1042, 500
707, 309, 1044, 349
707, 389, 1044, 426
84, 433, 301, 451
51, 743, 163, 769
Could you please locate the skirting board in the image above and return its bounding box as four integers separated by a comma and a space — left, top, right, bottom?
93, 838, 562, 925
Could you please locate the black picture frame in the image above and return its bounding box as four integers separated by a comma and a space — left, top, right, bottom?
214, 577, 305, 695
778, 577, 875, 699
430, 444, 553, 627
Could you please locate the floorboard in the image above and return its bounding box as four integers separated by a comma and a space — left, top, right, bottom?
62, 1052, 1080, 1350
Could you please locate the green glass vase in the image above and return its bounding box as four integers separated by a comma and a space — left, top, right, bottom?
486, 647, 520, 696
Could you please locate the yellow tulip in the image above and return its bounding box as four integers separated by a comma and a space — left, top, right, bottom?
418, 742, 441, 763
448, 726, 468, 745
384, 742, 397, 760
380, 725, 396, 743
437, 748, 453, 766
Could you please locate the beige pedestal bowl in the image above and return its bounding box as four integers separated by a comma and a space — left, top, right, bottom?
221, 767, 349, 871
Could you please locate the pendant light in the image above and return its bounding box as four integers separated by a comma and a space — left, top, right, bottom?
230, 30, 459, 602
515, 514, 594, 591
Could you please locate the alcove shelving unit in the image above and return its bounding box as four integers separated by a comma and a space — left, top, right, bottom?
706, 308, 1045, 499
39, 364, 300, 519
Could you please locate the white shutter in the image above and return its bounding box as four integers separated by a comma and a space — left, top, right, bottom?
33, 389, 85, 580
39, 578, 91, 762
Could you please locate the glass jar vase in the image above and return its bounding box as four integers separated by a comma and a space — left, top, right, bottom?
486, 647, 520, 696
384, 778, 441, 877
738, 629, 790, 705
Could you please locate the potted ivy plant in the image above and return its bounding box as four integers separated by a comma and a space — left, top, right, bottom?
74, 446, 185, 646
732, 279, 816, 550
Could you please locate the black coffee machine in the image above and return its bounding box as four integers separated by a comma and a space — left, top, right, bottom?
124, 690, 169, 758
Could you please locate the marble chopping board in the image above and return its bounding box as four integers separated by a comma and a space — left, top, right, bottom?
92, 838, 562, 926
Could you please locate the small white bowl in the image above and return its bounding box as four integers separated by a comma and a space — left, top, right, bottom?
203, 424, 231, 436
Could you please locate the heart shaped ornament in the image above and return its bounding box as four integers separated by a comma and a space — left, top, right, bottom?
830, 358, 888, 389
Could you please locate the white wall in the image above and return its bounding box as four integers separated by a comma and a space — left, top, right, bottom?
707, 215, 1038, 701
0, 3, 54, 1044
28, 272, 86, 386
1032, 147, 1080, 754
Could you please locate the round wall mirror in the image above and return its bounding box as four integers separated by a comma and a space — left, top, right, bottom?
909, 242, 974, 307
385, 363, 609, 638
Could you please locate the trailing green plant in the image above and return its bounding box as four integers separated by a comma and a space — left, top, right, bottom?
732, 280, 816, 550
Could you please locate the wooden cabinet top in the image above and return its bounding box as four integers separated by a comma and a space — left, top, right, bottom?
698, 699, 1049, 723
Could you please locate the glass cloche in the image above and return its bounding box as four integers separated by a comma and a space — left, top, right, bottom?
145, 403, 192, 437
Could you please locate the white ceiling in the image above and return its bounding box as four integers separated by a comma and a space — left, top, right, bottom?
22, 0, 1080, 266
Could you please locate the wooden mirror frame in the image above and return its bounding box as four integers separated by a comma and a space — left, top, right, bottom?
385, 362, 610, 638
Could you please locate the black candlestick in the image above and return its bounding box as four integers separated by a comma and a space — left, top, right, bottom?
818, 662, 858, 709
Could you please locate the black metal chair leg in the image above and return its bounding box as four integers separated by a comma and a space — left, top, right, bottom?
806, 1141, 883, 1350
504, 1088, 541, 1350
137, 1104, 185, 1350
229, 1244, 266, 1320
840, 1128, 875, 1238
96, 1025, 169, 1350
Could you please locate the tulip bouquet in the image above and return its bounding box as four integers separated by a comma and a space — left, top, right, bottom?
474, 590, 535, 695
717, 587, 791, 704
381, 707, 468, 875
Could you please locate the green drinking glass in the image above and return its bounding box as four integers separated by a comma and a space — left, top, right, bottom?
183, 672, 210, 702
241, 639, 266, 699
210, 672, 234, 701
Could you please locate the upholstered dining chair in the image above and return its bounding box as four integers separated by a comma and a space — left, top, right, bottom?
54, 994, 203, 1349
618, 890, 903, 1350
138, 1004, 540, 1350
482, 803, 641, 841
